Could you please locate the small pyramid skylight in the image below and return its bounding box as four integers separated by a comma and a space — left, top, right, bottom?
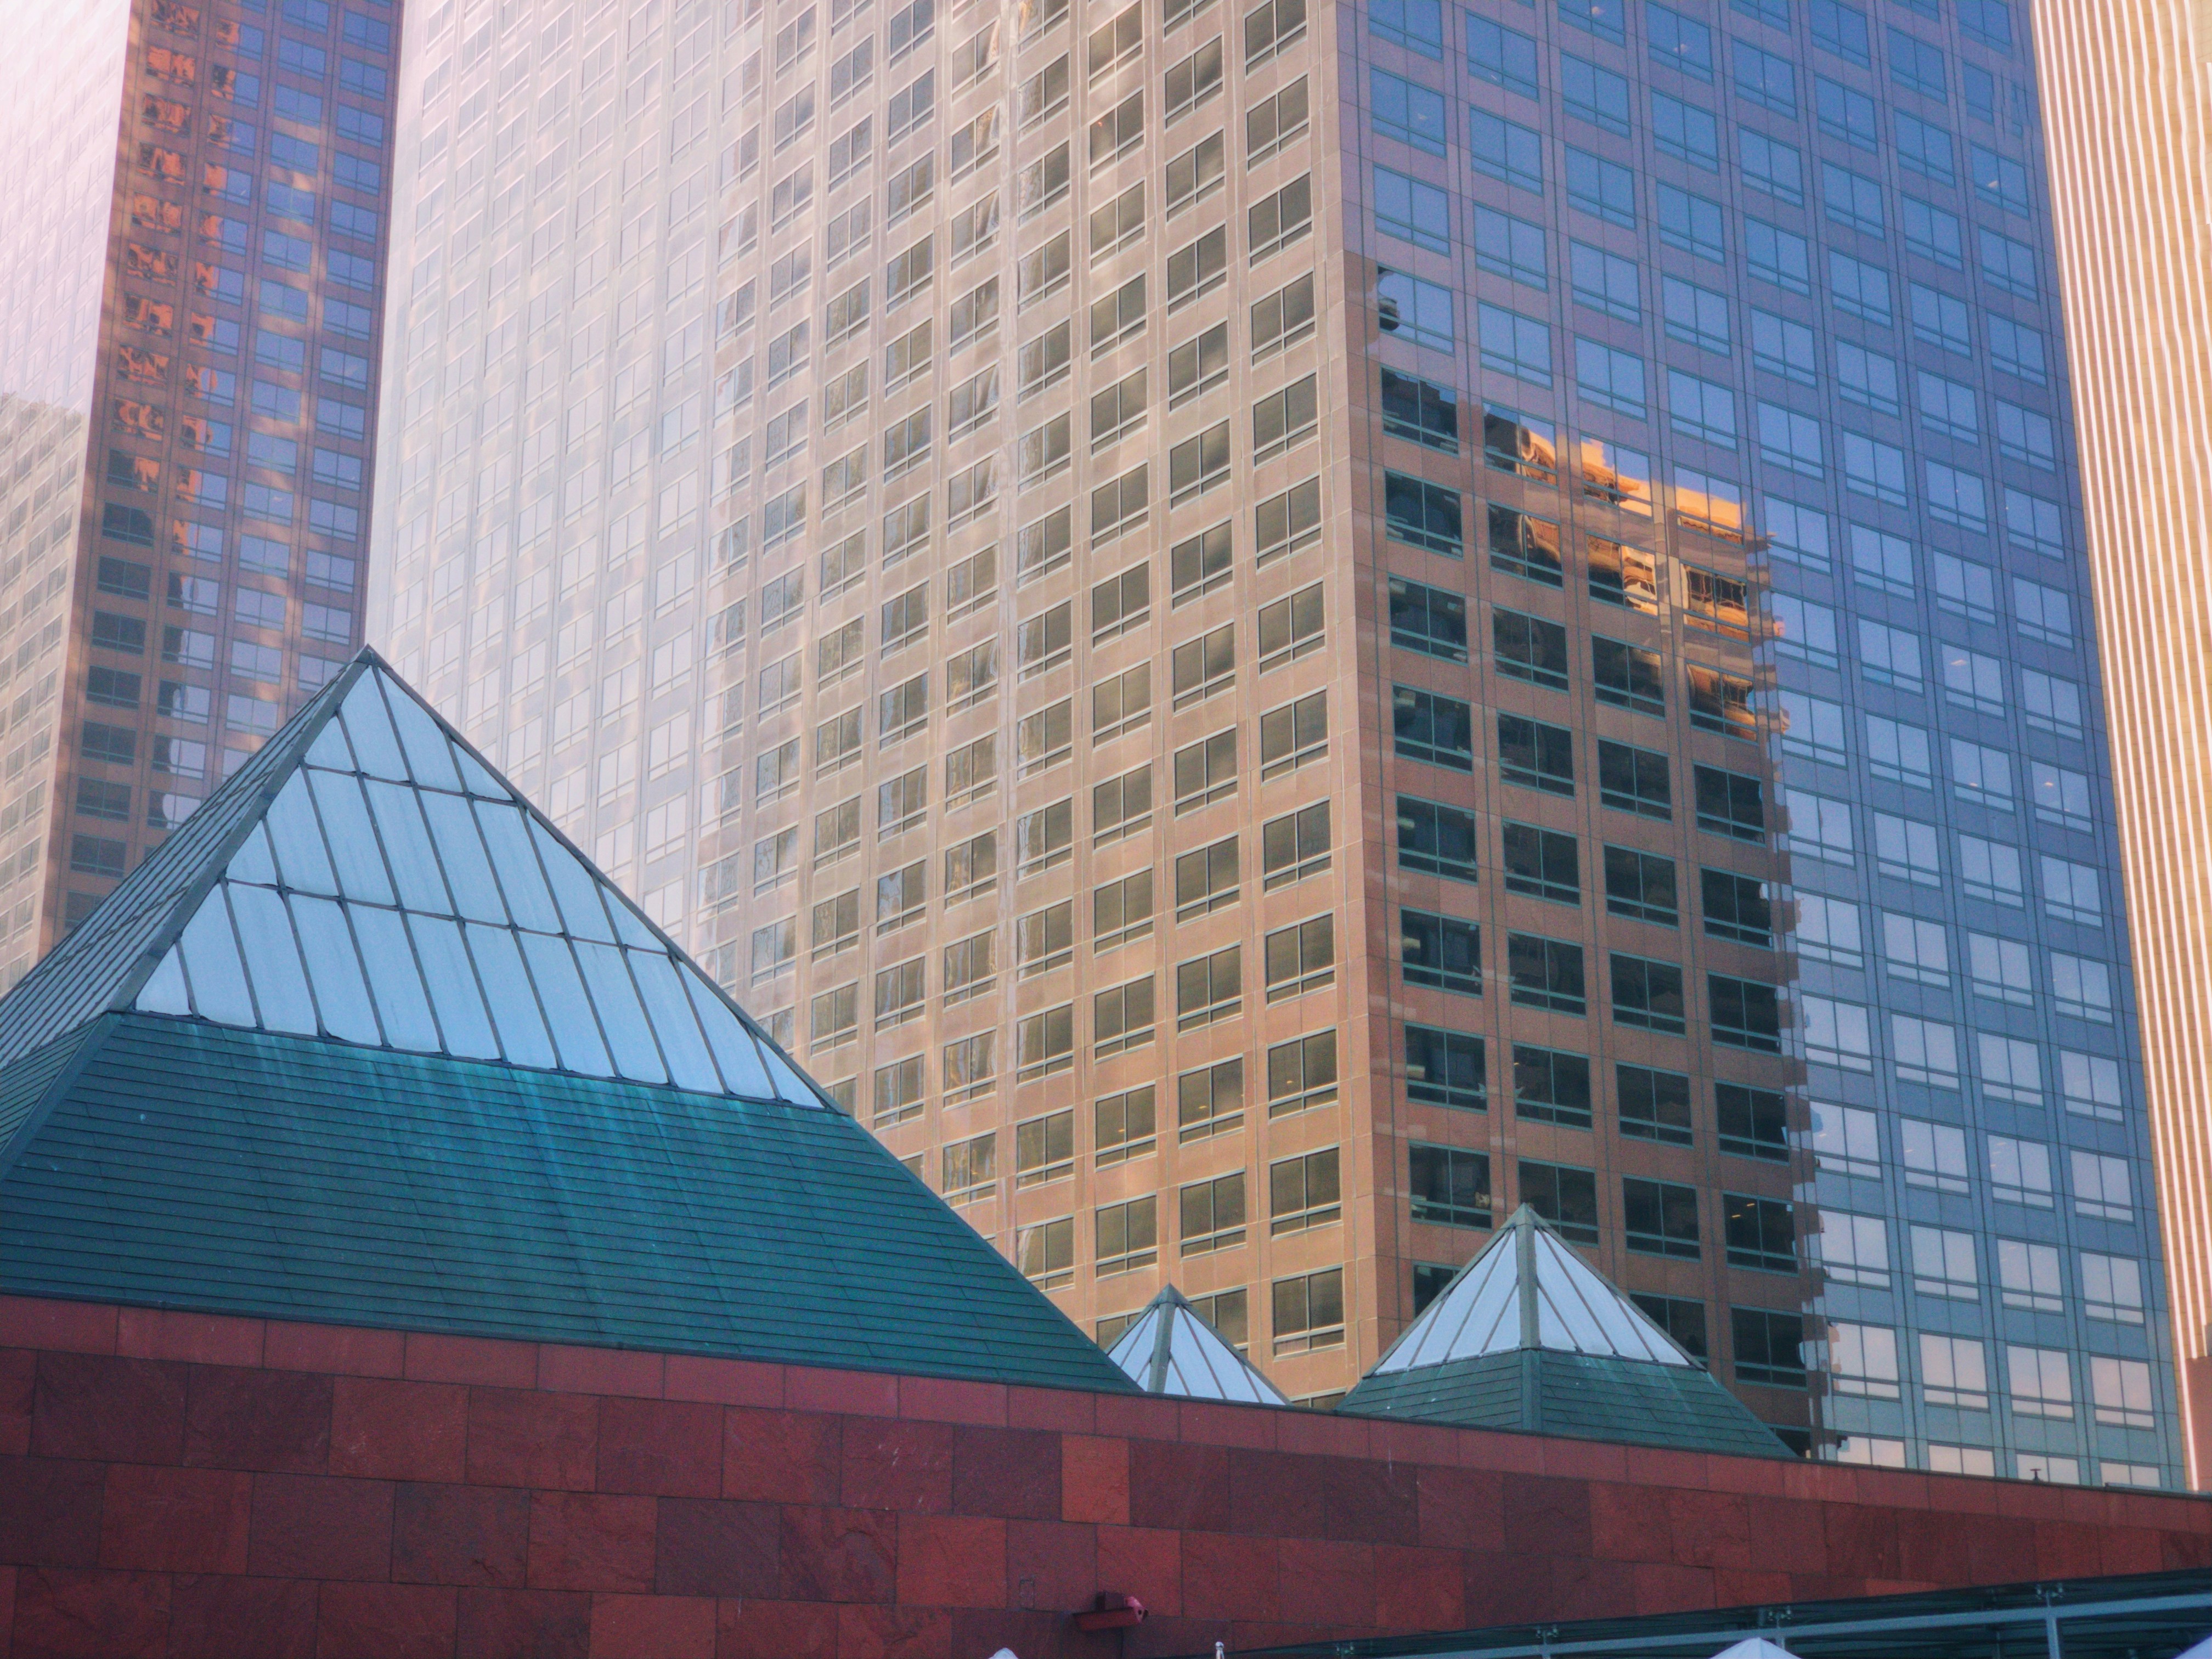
1371, 1206, 1692, 1375
120, 661, 823, 1105
1105, 1286, 1290, 1405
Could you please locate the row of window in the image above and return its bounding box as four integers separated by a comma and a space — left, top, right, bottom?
1824, 1323, 2157, 1430
1814, 1102, 2140, 1222
1813, 1212, 2147, 1322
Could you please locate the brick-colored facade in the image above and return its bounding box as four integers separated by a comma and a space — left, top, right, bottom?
1, 1294, 2206, 1659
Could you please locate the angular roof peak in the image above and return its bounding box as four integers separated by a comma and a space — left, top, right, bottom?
3, 649, 824, 1106
1340, 1207, 1793, 1459
0, 652, 1134, 1393
1105, 1286, 1290, 1405
1373, 1205, 1694, 1373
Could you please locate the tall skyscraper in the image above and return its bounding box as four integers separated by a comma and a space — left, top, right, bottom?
0, 0, 403, 990
373, 0, 2184, 1479
2032, 0, 2212, 1486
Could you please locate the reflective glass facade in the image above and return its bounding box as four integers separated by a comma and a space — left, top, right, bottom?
374, 0, 2182, 1477
0, 0, 402, 990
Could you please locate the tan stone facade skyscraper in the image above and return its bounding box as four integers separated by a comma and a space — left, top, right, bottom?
374, 0, 2186, 1480
2035, 0, 2212, 1485
0, 0, 403, 986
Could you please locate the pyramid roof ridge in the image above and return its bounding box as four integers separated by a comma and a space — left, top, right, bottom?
1105, 1283, 1291, 1405
0, 648, 826, 1109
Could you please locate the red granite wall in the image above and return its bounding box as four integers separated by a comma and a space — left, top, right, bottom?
0, 1295, 2206, 1659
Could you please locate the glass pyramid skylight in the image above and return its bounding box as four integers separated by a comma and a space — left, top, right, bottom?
1105, 1286, 1291, 1404
1370, 1205, 1692, 1374
91, 656, 824, 1105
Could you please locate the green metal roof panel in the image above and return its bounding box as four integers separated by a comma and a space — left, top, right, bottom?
0, 1013, 1135, 1392
1341, 1348, 1793, 1459
0, 1025, 95, 1152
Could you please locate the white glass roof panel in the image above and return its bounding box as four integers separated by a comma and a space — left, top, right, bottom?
684, 968, 780, 1098
379, 676, 466, 793
227, 884, 318, 1035
452, 742, 509, 799
576, 943, 668, 1084
304, 719, 353, 772
177, 894, 255, 1026
80, 657, 826, 1109
337, 674, 409, 781
629, 951, 722, 1093
364, 780, 452, 915
407, 914, 502, 1060
351, 906, 442, 1053
473, 802, 562, 933
290, 896, 382, 1046
530, 819, 617, 944
1105, 1288, 1290, 1404
309, 770, 396, 906
465, 922, 560, 1070
226, 824, 277, 885
1369, 1208, 1693, 1377
417, 792, 507, 924
517, 931, 614, 1076
136, 945, 190, 1015
265, 774, 338, 896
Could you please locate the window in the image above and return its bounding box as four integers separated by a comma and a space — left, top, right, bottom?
1734, 37, 1796, 114
1589, 537, 1658, 613
2083, 1252, 2145, 1324
1469, 108, 1544, 193
1395, 687, 1474, 770
1652, 90, 1719, 165
1270, 1148, 1340, 1234
1016, 1218, 1073, 1288
1632, 1295, 1707, 1360
1658, 183, 1725, 261
1466, 13, 1538, 97
1661, 278, 1729, 357
1477, 209, 1549, 291
1711, 974, 1781, 1051
1732, 1307, 1804, 1387
1169, 421, 1230, 502
1588, 636, 1661, 716
1249, 175, 1314, 261
1390, 798, 1475, 886
1093, 973, 1155, 1057
1511, 1044, 1592, 1129
1015, 799, 1072, 874
1575, 339, 1644, 416
1169, 323, 1229, 408
1172, 729, 1237, 812
1380, 368, 1458, 453
1602, 845, 1673, 924
1371, 69, 1446, 154
1619, 1065, 1692, 1146
1493, 610, 1568, 691
1096, 1086, 1156, 1166
1822, 163, 1884, 236
1487, 714, 1572, 798
1265, 914, 1334, 1001
2092, 1357, 2155, 1430
1403, 909, 1481, 995
1519, 1159, 1598, 1245
1265, 801, 1331, 889
1176, 945, 1242, 1030
942, 929, 996, 1005
1410, 1144, 1491, 1229
1406, 1024, 1485, 1110
2072, 1149, 2131, 1221
1612, 954, 1686, 1034
1566, 147, 1635, 227
1016, 1005, 1075, 1080
1252, 374, 1319, 461
1701, 868, 1771, 946
1178, 1056, 1243, 1140
1379, 269, 1454, 354
2006, 1346, 2074, 1421
1251, 273, 1317, 365
1495, 822, 1583, 911
1268, 1030, 1338, 1115
1562, 53, 1631, 134
1271, 1267, 1344, 1355
1248, 77, 1310, 161
1385, 477, 1463, 559
1508, 932, 1584, 1014
1723, 1194, 1795, 1272
1257, 476, 1323, 565
1739, 129, 1804, 206
1174, 836, 1239, 921
1180, 1173, 1246, 1254
1093, 868, 1154, 951
1624, 1179, 1700, 1259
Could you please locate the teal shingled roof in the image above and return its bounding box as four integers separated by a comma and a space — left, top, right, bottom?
1339, 1207, 1792, 1458
0, 651, 1135, 1392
